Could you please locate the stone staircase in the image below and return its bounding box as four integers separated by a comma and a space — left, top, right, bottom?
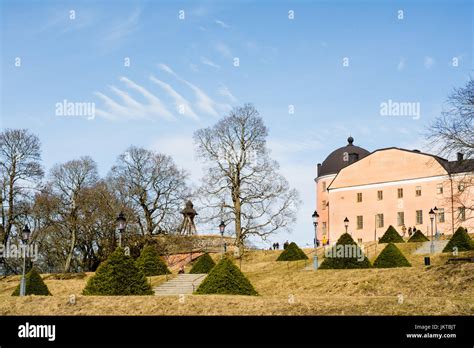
414, 240, 449, 254
154, 273, 207, 296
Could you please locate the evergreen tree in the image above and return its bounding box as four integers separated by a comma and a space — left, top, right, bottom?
196, 257, 258, 295
379, 225, 404, 243
442, 227, 473, 253
319, 233, 372, 269
12, 268, 51, 296
373, 243, 411, 268
407, 230, 429, 242
189, 253, 216, 274
276, 242, 308, 261
136, 245, 171, 276
83, 248, 153, 295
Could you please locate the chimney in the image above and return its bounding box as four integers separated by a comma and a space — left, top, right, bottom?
457, 152, 464, 161
317, 163, 321, 176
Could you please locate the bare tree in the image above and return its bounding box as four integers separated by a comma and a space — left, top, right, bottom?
427, 78, 474, 158
49, 156, 99, 272
427, 78, 474, 229
108, 146, 189, 235
0, 129, 43, 244
194, 104, 300, 253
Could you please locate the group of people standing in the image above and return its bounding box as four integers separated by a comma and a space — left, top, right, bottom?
270, 240, 290, 250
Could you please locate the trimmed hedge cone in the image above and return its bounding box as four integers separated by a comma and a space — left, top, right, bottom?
12, 268, 51, 296
189, 253, 216, 274
373, 243, 411, 268
136, 245, 171, 276
442, 227, 473, 253
195, 256, 258, 295
319, 233, 372, 269
407, 230, 429, 242
83, 248, 153, 295
276, 242, 308, 261
379, 225, 404, 243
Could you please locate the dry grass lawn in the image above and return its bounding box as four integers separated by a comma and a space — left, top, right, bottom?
0, 247, 472, 316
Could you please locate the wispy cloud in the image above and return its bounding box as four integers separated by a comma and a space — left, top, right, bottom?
200, 56, 221, 69
103, 8, 141, 43
218, 85, 238, 103
215, 42, 233, 59
149, 75, 199, 120
424, 56, 435, 70
158, 63, 224, 117
215, 19, 230, 29
95, 76, 175, 121
397, 57, 406, 71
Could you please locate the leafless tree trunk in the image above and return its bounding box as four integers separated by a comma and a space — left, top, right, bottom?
108, 146, 189, 235
49, 156, 98, 272
427, 78, 474, 224
194, 104, 300, 254
427, 78, 474, 158
0, 129, 43, 244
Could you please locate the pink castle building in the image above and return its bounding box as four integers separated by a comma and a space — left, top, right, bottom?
315, 137, 474, 244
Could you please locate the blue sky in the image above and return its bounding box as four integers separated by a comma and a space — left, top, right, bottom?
1, 0, 472, 247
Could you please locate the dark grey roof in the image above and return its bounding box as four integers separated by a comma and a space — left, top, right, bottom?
445, 159, 474, 174
317, 137, 370, 177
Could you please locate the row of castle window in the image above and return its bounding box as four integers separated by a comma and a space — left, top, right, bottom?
320, 182, 465, 199
354, 207, 466, 229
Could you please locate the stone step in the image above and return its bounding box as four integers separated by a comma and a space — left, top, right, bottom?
154, 273, 207, 296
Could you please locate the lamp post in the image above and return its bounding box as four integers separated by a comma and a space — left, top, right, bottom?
429, 209, 435, 254
116, 211, 126, 248
344, 217, 349, 235
433, 206, 438, 240
219, 221, 226, 254
312, 210, 319, 248
312, 211, 319, 270
19, 224, 31, 297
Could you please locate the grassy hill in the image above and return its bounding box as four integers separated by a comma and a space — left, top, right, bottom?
0, 247, 472, 315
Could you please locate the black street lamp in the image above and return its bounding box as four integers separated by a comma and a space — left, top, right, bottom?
344, 217, 349, 235
433, 206, 438, 241
20, 224, 31, 296
312, 210, 319, 247
219, 221, 226, 254
429, 209, 435, 254
312, 211, 319, 270
116, 211, 126, 248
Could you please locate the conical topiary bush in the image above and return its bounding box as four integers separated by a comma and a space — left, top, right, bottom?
189, 253, 216, 274
83, 247, 153, 295
379, 225, 404, 243
276, 242, 308, 261
195, 256, 258, 295
319, 233, 372, 269
407, 230, 429, 242
12, 267, 51, 296
373, 243, 411, 268
135, 245, 171, 276
443, 227, 473, 253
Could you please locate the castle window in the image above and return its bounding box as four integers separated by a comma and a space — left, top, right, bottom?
377, 190, 383, 200
376, 214, 384, 228
397, 188, 403, 199
416, 186, 422, 196
322, 181, 326, 191
416, 210, 423, 224
458, 183, 465, 192
438, 208, 445, 223
357, 193, 362, 202
458, 207, 466, 221
322, 200, 326, 210
356, 215, 363, 230
436, 184, 443, 194
397, 212, 405, 226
